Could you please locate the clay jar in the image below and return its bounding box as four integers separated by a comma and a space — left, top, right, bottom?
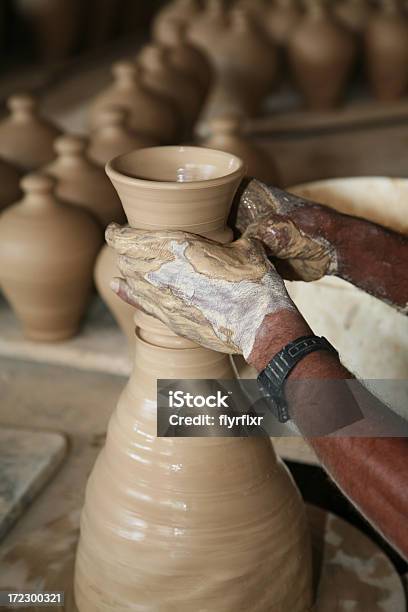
74, 147, 313, 611
0, 173, 101, 341
137, 44, 203, 135
0, 94, 61, 172
45, 134, 124, 229
151, 0, 202, 41
0, 158, 22, 212
204, 115, 281, 184
265, 0, 302, 47
88, 107, 156, 168
364, 0, 408, 101
288, 0, 356, 109
88, 61, 180, 144
335, 0, 371, 34
94, 245, 135, 350
153, 20, 213, 100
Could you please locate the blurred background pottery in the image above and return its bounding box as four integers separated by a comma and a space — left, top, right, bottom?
335, 0, 371, 34
0, 157, 22, 212
151, 0, 202, 41
0, 173, 101, 342
265, 0, 302, 48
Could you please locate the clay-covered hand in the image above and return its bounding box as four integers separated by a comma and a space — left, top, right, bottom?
234, 179, 338, 281
106, 224, 296, 358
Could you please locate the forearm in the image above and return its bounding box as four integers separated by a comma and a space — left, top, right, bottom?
248, 309, 408, 558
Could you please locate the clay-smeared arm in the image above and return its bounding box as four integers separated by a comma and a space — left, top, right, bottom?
248, 310, 408, 560
235, 179, 408, 312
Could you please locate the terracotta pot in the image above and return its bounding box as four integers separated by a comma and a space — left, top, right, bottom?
45, 134, 125, 229
335, 0, 371, 33
94, 244, 135, 350
151, 0, 202, 41
88, 107, 156, 168
0, 158, 22, 212
288, 0, 356, 109
0, 173, 101, 342
0, 94, 61, 172
74, 146, 313, 611
364, 0, 408, 101
153, 19, 213, 99
265, 0, 302, 47
204, 115, 281, 184
137, 44, 203, 135
88, 61, 180, 144
289, 177, 408, 381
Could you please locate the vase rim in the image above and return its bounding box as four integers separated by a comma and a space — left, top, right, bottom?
106, 146, 245, 190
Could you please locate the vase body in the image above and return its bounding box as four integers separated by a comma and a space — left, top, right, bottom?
204, 116, 281, 185
288, 2, 356, 109
364, 2, 408, 101
45, 135, 124, 229
88, 107, 156, 167
88, 62, 180, 144
138, 44, 203, 135
94, 244, 136, 350
0, 94, 61, 172
0, 174, 101, 341
75, 146, 313, 611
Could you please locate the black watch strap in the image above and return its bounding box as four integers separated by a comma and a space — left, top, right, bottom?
257, 335, 338, 423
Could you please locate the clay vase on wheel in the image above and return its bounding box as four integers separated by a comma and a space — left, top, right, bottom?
74, 146, 313, 612
45, 134, 124, 229
288, 0, 356, 109
203, 115, 281, 184
0, 94, 61, 172
0, 174, 101, 342
364, 0, 408, 101
88, 107, 156, 168
88, 61, 180, 143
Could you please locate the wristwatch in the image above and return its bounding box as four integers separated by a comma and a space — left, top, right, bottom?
257, 335, 338, 423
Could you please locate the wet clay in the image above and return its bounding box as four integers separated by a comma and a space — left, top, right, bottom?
45, 134, 125, 228
364, 0, 408, 101
88, 61, 180, 143
0, 173, 101, 341
74, 147, 313, 611
204, 115, 281, 185
88, 107, 156, 168
288, 0, 356, 109
0, 94, 61, 172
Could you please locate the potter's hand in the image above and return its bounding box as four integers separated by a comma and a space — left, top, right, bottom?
233, 179, 338, 281
106, 224, 296, 358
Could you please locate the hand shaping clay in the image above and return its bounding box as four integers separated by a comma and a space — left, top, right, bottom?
288, 0, 356, 109
88, 61, 180, 143
364, 0, 408, 101
0, 173, 101, 341
0, 94, 61, 172
204, 115, 281, 185
88, 107, 156, 168
45, 134, 125, 228
137, 44, 203, 135
74, 146, 313, 611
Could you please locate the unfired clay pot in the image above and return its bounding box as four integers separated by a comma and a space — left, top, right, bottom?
265, 0, 302, 47
137, 44, 203, 134
88, 107, 156, 168
88, 61, 180, 144
288, 0, 356, 109
45, 134, 124, 229
0, 94, 61, 172
364, 0, 408, 101
74, 146, 313, 611
0, 158, 22, 212
0, 173, 101, 341
153, 19, 213, 99
94, 245, 135, 350
335, 0, 371, 33
151, 0, 202, 41
204, 115, 281, 184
